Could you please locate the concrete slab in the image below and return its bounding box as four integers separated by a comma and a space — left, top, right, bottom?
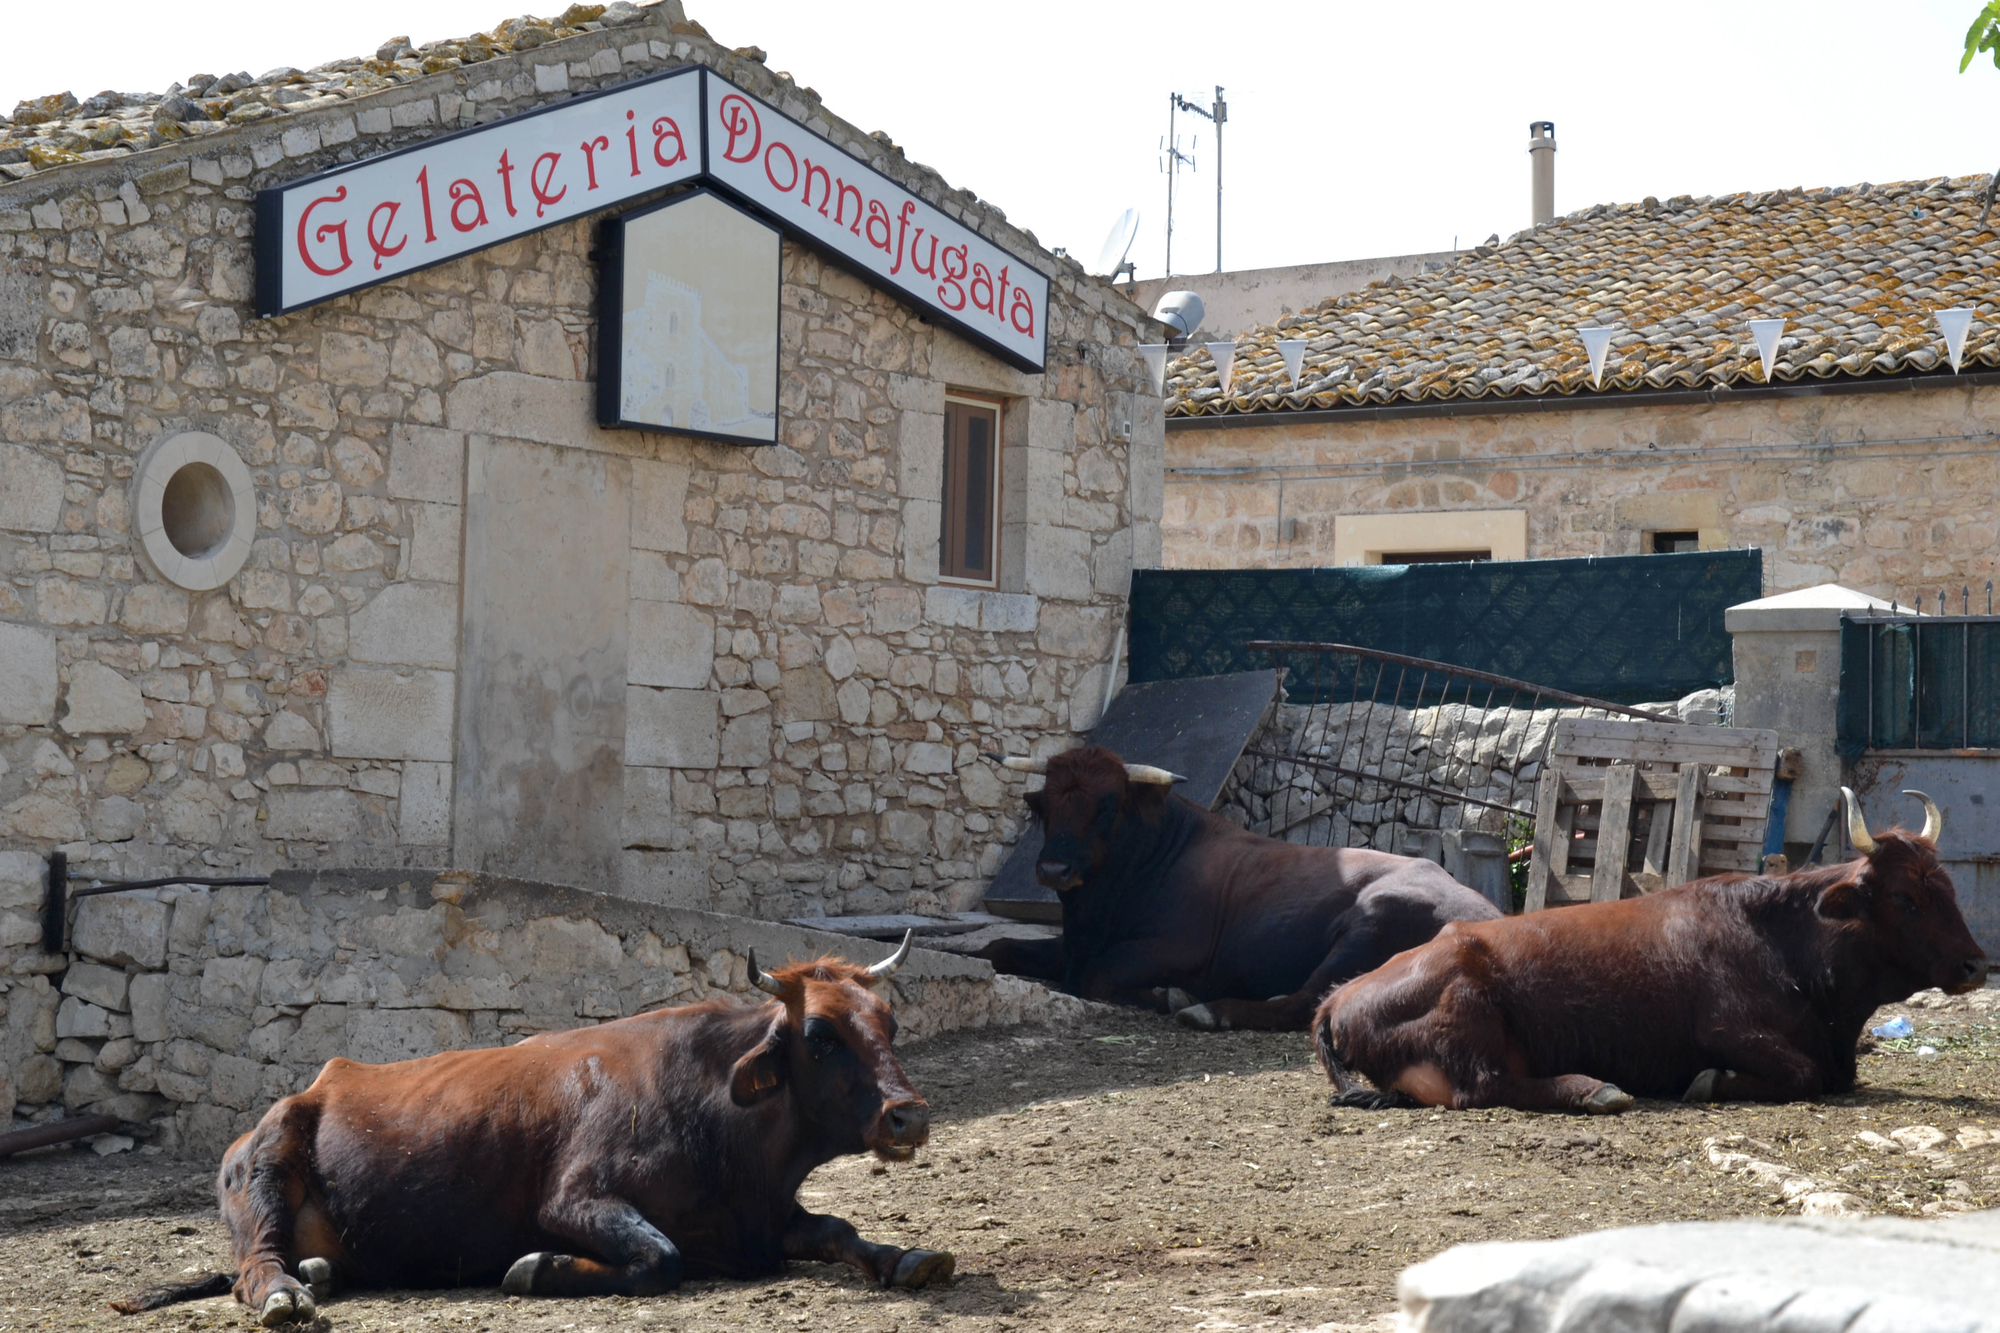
1399, 1209, 2000, 1332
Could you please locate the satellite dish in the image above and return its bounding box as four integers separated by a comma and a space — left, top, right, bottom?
1094, 208, 1140, 280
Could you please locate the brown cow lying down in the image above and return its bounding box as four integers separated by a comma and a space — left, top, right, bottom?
115, 935, 953, 1324
1314, 789, 1989, 1114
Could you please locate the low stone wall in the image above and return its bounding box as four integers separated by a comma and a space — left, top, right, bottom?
0, 860, 1082, 1159
1215, 687, 1732, 858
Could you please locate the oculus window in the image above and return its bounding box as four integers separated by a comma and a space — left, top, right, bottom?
941, 396, 1000, 585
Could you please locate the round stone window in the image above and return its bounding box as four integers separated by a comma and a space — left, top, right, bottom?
132, 432, 256, 591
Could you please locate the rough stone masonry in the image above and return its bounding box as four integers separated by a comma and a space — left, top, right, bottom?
0, 0, 1167, 977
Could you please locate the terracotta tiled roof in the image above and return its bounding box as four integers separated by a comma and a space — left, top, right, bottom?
0, 4, 655, 179
1165, 174, 2000, 417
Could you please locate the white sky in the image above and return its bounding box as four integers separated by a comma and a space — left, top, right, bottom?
6, 1, 1999, 281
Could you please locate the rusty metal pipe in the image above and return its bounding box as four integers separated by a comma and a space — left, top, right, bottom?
0, 1114, 121, 1159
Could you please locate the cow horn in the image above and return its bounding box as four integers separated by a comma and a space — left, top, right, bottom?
983, 753, 1047, 774
746, 948, 786, 997
1903, 789, 1944, 844
865, 929, 913, 979
1124, 764, 1186, 785
1842, 787, 1878, 855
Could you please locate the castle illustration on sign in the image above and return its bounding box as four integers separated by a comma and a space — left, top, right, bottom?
613, 191, 780, 443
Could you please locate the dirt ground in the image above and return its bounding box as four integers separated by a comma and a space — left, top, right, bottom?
6, 988, 2000, 1333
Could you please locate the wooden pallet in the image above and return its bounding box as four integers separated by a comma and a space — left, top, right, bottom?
1524, 717, 1779, 911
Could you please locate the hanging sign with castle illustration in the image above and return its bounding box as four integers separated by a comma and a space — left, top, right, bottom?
254, 66, 1052, 408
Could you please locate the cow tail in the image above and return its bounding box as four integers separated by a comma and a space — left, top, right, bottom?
1312, 1005, 1348, 1086
110, 1273, 234, 1314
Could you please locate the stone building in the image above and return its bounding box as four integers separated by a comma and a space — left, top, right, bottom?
0, 0, 1164, 945
1159, 175, 2000, 604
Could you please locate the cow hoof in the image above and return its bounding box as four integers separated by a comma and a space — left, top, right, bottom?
296, 1258, 335, 1303
889, 1248, 956, 1288
1583, 1084, 1635, 1115
1174, 1004, 1221, 1031
502, 1252, 556, 1296
1682, 1069, 1720, 1103
257, 1286, 315, 1327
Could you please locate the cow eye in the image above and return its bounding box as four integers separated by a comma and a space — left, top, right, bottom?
804, 1018, 841, 1057
1095, 794, 1119, 822
1895, 890, 1918, 913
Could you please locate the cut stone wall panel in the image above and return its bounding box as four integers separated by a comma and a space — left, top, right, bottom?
328, 668, 456, 761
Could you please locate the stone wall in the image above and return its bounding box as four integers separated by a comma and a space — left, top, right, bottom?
0, 3, 1164, 918
0, 857, 1083, 1158
1215, 687, 1731, 890
1162, 382, 2000, 602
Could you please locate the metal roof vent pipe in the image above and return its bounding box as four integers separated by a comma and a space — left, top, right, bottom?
1528, 120, 1556, 226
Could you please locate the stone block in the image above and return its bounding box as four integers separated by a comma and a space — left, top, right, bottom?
0, 622, 58, 724
622, 766, 676, 848
16, 1053, 62, 1105
263, 709, 322, 751
60, 661, 147, 735
409, 502, 462, 582
906, 742, 954, 774
628, 601, 713, 688
0, 443, 63, 532
617, 849, 708, 907
1036, 602, 1113, 660
626, 687, 718, 768
347, 1007, 469, 1064
328, 668, 456, 761
0, 849, 41, 910
62, 960, 130, 1012
1023, 523, 1094, 601
720, 712, 772, 768
1398, 1211, 2000, 1333
386, 424, 466, 503
901, 498, 940, 583
777, 665, 837, 723
399, 760, 453, 844
208, 1053, 265, 1111
631, 456, 690, 553
897, 410, 945, 499
348, 582, 460, 669
72, 893, 169, 968
128, 972, 169, 1043
119, 581, 191, 635
263, 789, 364, 843
446, 372, 622, 452
56, 996, 121, 1039
200, 955, 265, 1012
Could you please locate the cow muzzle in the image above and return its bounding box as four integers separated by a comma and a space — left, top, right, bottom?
1035, 857, 1082, 892
1947, 956, 1991, 995
870, 1098, 930, 1160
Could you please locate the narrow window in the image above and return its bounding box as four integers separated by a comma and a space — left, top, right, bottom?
1379, 550, 1491, 565
1650, 530, 1700, 554
941, 396, 1000, 584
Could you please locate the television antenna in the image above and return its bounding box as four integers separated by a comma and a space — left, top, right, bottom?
1160, 86, 1226, 276
1094, 208, 1140, 285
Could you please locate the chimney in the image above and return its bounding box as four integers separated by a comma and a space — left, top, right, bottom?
1528, 120, 1556, 225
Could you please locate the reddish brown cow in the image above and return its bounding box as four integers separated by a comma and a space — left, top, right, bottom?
1314, 789, 1990, 1114
115, 937, 953, 1324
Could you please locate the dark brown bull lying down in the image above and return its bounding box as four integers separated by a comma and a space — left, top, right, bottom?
116, 935, 952, 1324
1315, 789, 1990, 1113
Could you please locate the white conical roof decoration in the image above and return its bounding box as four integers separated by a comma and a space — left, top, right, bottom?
1139, 344, 1170, 395
1577, 326, 1616, 389
1207, 341, 1238, 395
1748, 318, 1787, 382
1277, 338, 1308, 388
1936, 308, 1974, 373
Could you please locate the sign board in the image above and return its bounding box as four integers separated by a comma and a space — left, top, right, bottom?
255, 67, 702, 316
256, 68, 1051, 374
597, 188, 780, 444
699, 72, 1050, 373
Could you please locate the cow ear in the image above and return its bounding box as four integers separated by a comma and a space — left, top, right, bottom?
1817, 880, 1867, 920
1024, 790, 1046, 823
729, 1025, 788, 1106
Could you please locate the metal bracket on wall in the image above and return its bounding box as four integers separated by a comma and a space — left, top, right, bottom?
39, 849, 270, 953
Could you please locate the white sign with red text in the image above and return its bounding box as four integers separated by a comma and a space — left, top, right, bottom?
256, 67, 1051, 372
255, 68, 702, 316
700, 74, 1049, 371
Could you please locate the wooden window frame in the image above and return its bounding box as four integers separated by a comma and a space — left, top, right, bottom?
940, 394, 1002, 587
